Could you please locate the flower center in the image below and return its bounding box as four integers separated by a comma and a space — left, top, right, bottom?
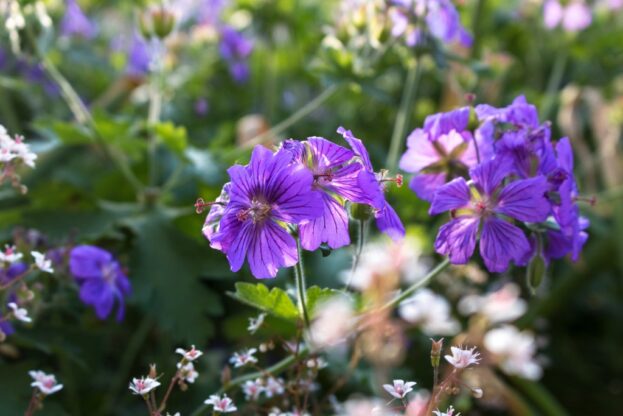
237, 198, 272, 224
313, 170, 334, 186
101, 263, 117, 285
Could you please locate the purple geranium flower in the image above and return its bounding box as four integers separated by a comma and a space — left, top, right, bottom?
0, 262, 28, 287
219, 25, 253, 83
337, 127, 405, 241
389, 0, 472, 47
69, 246, 131, 321
126, 34, 152, 77
280, 137, 369, 251
61, 0, 97, 39
430, 158, 550, 272
209, 146, 323, 278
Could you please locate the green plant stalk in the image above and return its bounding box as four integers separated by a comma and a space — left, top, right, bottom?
294, 237, 311, 329
147, 63, 164, 188
227, 84, 340, 156
541, 48, 568, 122
345, 219, 367, 289
379, 257, 451, 312
386, 60, 422, 173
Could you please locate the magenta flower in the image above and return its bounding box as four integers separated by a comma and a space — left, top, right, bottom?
430, 159, 550, 272
543, 0, 592, 32
280, 137, 368, 251
69, 245, 131, 321
209, 146, 323, 278
337, 127, 405, 241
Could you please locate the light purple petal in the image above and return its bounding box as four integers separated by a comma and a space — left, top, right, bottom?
480, 218, 530, 273
423, 107, 470, 139
434, 217, 479, 264
224, 219, 254, 273
409, 172, 448, 202
80, 279, 114, 319
429, 177, 471, 215
247, 221, 297, 279
496, 176, 550, 222
375, 201, 405, 241
70, 245, 112, 279
356, 170, 384, 208
300, 192, 350, 251
307, 136, 355, 169
337, 126, 373, 171
270, 165, 324, 224
399, 129, 438, 173
544, 0, 563, 29
562, 3, 592, 32
469, 158, 512, 195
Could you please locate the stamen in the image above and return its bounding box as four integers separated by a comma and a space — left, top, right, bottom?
381, 174, 403, 187
194, 198, 223, 214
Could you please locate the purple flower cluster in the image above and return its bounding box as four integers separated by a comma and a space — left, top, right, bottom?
69, 246, 131, 321
400, 96, 589, 272
202, 128, 404, 279
218, 25, 254, 83
389, 0, 472, 48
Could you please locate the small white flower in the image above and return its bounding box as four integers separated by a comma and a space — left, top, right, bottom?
444, 346, 481, 369
129, 376, 161, 395
247, 312, 266, 334
263, 376, 285, 398
229, 348, 258, 368
309, 297, 354, 349
0, 245, 23, 264
175, 345, 203, 361
433, 405, 460, 416
484, 325, 542, 380
31, 251, 53, 273
242, 378, 264, 400
178, 362, 198, 384
8, 302, 31, 323
472, 387, 483, 398
306, 357, 328, 369
29, 370, 63, 395
204, 394, 237, 413
383, 379, 416, 399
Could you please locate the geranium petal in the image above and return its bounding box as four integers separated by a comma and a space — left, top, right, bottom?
300, 192, 350, 251
496, 176, 550, 222
429, 177, 471, 215
248, 221, 297, 279
434, 216, 479, 264
480, 218, 530, 272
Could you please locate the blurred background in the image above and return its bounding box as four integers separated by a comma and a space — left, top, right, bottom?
0, 0, 622, 414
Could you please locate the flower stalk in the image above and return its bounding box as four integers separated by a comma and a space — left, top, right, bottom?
294, 237, 311, 329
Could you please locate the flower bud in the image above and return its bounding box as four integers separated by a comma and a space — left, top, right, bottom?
349, 203, 374, 221
527, 254, 547, 292
139, 7, 176, 39
148, 364, 158, 379
430, 338, 444, 368
472, 387, 483, 398
468, 106, 480, 131
221, 365, 231, 386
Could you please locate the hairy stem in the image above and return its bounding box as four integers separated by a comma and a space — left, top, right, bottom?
386, 60, 422, 173
294, 237, 311, 329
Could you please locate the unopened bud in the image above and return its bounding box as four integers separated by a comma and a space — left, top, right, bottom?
472, 387, 483, 398
527, 254, 547, 293
349, 203, 374, 221
148, 364, 158, 379
468, 106, 480, 131
0, 328, 5, 343
221, 365, 231, 386
139, 7, 176, 39
430, 338, 444, 368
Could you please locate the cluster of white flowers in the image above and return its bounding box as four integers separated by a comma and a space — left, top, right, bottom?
399, 288, 460, 335
0, 125, 37, 192
241, 376, 285, 401
484, 325, 543, 380
308, 296, 354, 349
458, 283, 527, 324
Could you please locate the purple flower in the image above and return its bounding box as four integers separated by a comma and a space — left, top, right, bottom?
543, 0, 592, 32
389, 0, 472, 47
280, 137, 368, 251
337, 127, 405, 241
208, 146, 323, 278
399, 127, 488, 201
69, 246, 131, 321
219, 25, 253, 83
61, 0, 97, 39
430, 158, 550, 272
0, 262, 28, 286
126, 35, 152, 77
546, 138, 588, 261
0, 321, 14, 337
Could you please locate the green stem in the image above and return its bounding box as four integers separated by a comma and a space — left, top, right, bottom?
378, 258, 451, 312
189, 347, 310, 416
386, 60, 422, 173
227, 84, 339, 156
345, 219, 367, 289
147, 63, 164, 187
470, 0, 487, 59
541, 48, 568, 121
294, 237, 311, 329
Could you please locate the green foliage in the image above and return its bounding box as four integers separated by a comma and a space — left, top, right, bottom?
230, 282, 299, 321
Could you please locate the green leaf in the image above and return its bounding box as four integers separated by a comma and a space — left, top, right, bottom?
126, 212, 231, 342
154, 121, 188, 155
231, 282, 299, 321
34, 119, 93, 145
